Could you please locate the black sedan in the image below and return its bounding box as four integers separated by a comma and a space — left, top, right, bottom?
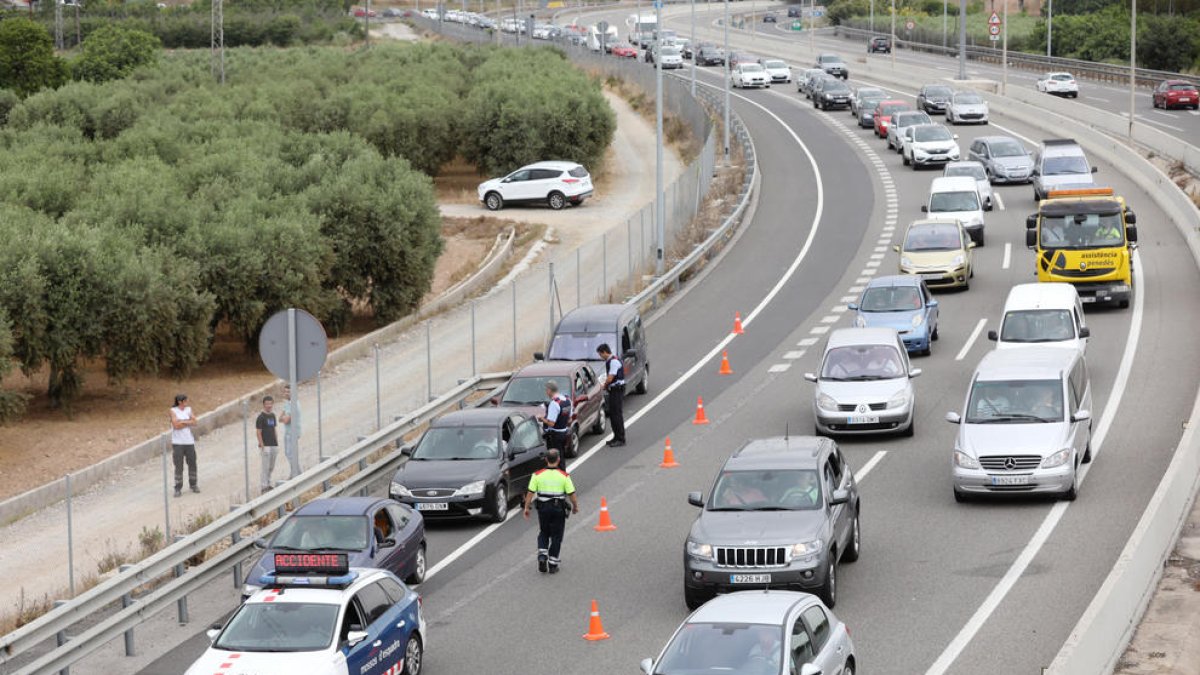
917, 84, 955, 114
390, 408, 548, 523
243, 497, 426, 598
696, 43, 725, 66
763, 13, 778, 22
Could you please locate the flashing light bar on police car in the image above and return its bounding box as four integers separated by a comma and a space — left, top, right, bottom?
259, 552, 357, 588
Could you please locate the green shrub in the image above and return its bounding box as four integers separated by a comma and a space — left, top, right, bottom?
0, 18, 68, 97
73, 25, 162, 84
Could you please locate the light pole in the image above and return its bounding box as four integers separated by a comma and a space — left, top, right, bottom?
870, 0, 874, 35
1047, 0, 1053, 56
890, 0, 896, 68
1128, 0, 1136, 138
723, 0, 730, 160
809, 0, 814, 52
943, 0, 947, 49
655, 0, 665, 275
691, 0, 696, 96
1002, 0, 1008, 94
957, 0, 966, 79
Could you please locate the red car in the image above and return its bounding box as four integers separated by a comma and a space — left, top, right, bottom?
351, 6, 376, 17
611, 43, 639, 58
873, 100, 911, 138
1153, 79, 1199, 110
491, 361, 607, 458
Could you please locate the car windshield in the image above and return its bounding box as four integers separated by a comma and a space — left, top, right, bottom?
820, 345, 904, 381
824, 82, 850, 93
502, 376, 570, 405
857, 88, 885, 98
945, 164, 987, 181
914, 126, 952, 142
967, 380, 1064, 423
954, 94, 983, 104
271, 515, 368, 551
708, 470, 822, 511
654, 622, 784, 674
1039, 212, 1124, 248
879, 103, 907, 115
860, 286, 923, 312
763, 60, 786, 69
989, 140, 1027, 157
547, 331, 615, 360
412, 426, 500, 460
215, 603, 339, 652
742, 64, 764, 72
663, 47, 681, 56
930, 190, 980, 213
1000, 309, 1076, 342
926, 86, 953, 97
1043, 155, 1089, 175
1168, 83, 1198, 91
861, 97, 885, 110
819, 55, 841, 63
904, 223, 962, 251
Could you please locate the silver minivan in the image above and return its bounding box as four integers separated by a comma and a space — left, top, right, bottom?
946, 347, 1092, 502
805, 327, 921, 437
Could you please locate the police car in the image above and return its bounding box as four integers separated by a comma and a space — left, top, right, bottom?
187, 553, 426, 675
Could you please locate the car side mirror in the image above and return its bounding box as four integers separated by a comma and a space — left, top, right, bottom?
1026, 230, 1037, 248
206, 628, 221, 642
1091, 166, 1098, 173
1026, 215, 1038, 229
687, 491, 704, 508
533, 351, 545, 361
1125, 210, 1136, 225
929, 299, 938, 308
892, 244, 900, 252
987, 330, 998, 341
1126, 225, 1138, 243
1079, 326, 1091, 338
847, 303, 859, 312
945, 411, 962, 424
921, 205, 928, 213
253, 537, 268, 549
829, 489, 850, 506
800, 664, 824, 675
803, 372, 818, 383
909, 368, 922, 378
640, 658, 655, 675
1072, 409, 1092, 423
400, 445, 414, 457
953, 134, 959, 140
346, 630, 369, 647
1031, 168, 1040, 176
968, 241, 977, 249
490, 395, 501, 406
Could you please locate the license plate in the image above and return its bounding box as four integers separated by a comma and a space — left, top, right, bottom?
991, 475, 1030, 486
1081, 296, 1097, 303
416, 502, 448, 511
848, 415, 879, 424
730, 574, 772, 584
1181, 98, 1193, 102
920, 272, 944, 280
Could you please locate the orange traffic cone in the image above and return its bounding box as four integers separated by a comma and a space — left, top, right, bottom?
693, 396, 710, 425
718, 351, 733, 375
732, 312, 745, 335
594, 497, 618, 532
582, 599, 611, 641
660, 437, 681, 468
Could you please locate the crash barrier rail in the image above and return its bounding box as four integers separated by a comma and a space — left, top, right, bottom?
0, 373, 511, 674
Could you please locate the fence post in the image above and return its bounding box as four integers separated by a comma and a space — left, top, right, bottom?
53, 599, 71, 673
425, 322, 433, 402
374, 343, 382, 430
173, 535, 189, 624
575, 248, 581, 308
626, 218, 632, 287
317, 372, 324, 462
117, 565, 136, 656
230, 504, 243, 590
471, 301, 477, 376
162, 438, 171, 537
511, 282, 518, 365
65, 474, 74, 598
241, 400, 250, 503
602, 232, 608, 300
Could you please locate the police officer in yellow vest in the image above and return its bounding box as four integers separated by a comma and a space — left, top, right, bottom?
522, 449, 579, 573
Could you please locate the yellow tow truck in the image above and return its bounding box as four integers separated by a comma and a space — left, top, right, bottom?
1025, 188, 1138, 308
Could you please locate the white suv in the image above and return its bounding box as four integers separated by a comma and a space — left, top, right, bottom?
478, 161, 593, 211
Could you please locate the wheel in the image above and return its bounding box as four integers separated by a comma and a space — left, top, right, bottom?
401, 633, 423, 675
818, 556, 837, 608
841, 512, 861, 563
484, 191, 503, 211
1082, 442, 1092, 464
547, 191, 566, 210
635, 366, 649, 394
1062, 469, 1078, 501
684, 585, 711, 610
953, 489, 968, 503
844, 660, 855, 675
488, 483, 509, 522
975, 233, 985, 247
405, 542, 427, 584
931, 323, 939, 341
1119, 298, 1130, 308
902, 153, 910, 166
590, 406, 607, 435
922, 346, 932, 356
901, 413, 915, 437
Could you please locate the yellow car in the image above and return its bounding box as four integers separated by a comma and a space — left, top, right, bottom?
894, 219, 975, 290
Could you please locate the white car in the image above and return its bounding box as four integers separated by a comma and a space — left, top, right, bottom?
947, 91, 989, 124
731, 62, 769, 88
478, 161, 593, 211
903, 124, 960, 169
943, 160, 994, 211
1037, 72, 1079, 98
759, 58, 792, 83
657, 45, 684, 69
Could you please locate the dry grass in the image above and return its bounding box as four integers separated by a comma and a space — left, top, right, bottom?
599, 73, 702, 163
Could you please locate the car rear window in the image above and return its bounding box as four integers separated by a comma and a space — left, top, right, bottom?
568, 166, 589, 178
1169, 83, 1198, 91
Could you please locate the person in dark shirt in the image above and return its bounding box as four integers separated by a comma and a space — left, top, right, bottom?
255, 395, 279, 493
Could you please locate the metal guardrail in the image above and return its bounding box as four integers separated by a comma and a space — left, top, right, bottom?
0, 372, 510, 671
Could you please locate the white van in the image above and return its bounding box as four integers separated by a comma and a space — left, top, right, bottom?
987, 283, 1089, 352
588, 24, 618, 51
923, 176, 986, 246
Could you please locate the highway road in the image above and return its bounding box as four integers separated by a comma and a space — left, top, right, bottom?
139, 9, 1200, 675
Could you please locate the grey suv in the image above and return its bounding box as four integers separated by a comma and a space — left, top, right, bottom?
683, 437, 862, 610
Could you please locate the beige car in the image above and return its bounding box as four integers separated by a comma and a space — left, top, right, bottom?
894, 219, 975, 290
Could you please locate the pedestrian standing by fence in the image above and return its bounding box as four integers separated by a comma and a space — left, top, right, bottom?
256, 395, 279, 493
169, 394, 199, 497
280, 384, 302, 479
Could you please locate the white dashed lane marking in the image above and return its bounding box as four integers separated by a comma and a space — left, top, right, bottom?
784, 350, 806, 359
768, 363, 791, 373
798, 337, 819, 347
810, 326, 831, 334
1002, 242, 1012, 270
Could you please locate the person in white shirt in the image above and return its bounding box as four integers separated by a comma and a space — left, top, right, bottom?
169, 394, 199, 497
280, 385, 302, 479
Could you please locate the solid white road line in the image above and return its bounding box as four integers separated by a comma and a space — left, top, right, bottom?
994, 193, 1005, 211
955, 318, 988, 362
1002, 242, 1011, 270
925, 251, 1146, 674
854, 450, 888, 483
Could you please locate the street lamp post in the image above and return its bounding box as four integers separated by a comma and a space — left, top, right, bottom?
943, 0, 947, 49
723, 0, 730, 160
1129, 0, 1136, 138
691, 0, 696, 95
1002, 0, 1008, 94
655, 0, 665, 275
890, 0, 896, 68
1047, 0, 1053, 56
957, 0, 966, 79
870, 0, 874, 35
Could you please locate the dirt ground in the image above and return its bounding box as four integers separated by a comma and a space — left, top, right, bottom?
0, 217, 511, 501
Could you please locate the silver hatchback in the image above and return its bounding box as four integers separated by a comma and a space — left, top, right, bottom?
805, 327, 920, 436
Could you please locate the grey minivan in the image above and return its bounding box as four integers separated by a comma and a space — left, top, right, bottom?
805, 327, 920, 436
536, 304, 649, 394
946, 347, 1092, 502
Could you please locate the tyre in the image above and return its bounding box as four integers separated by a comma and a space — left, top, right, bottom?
953, 489, 968, 503
901, 413, 915, 437
1062, 470, 1078, 501
484, 191, 504, 211
818, 557, 837, 608
902, 153, 910, 166
844, 660, 855, 675
931, 323, 939, 341
548, 191, 566, 210
401, 634, 423, 675
590, 407, 607, 435
684, 585, 712, 610
635, 366, 649, 395
564, 427, 580, 458
405, 543, 427, 585
1082, 442, 1092, 464
841, 512, 861, 563
488, 483, 509, 523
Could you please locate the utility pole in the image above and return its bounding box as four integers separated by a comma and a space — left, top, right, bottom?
808, 0, 814, 51
723, 0, 730, 160
690, 0, 696, 96
943, 0, 947, 49
1002, 0, 1008, 94
655, 0, 665, 276
870, 0, 874, 35
957, 0, 966, 79
211, 0, 225, 84
1129, 0, 1136, 138
54, 0, 63, 50
74, 2, 80, 49
365, 0, 372, 47
1047, 0, 1053, 56
890, 0, 896, 68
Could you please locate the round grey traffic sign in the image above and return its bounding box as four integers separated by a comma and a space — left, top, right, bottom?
258, 308, 328, 382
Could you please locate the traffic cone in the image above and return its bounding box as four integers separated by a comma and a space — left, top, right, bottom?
693, 396, 710, 425
718, 351, 733, 375
732, 312, 745, 335
594, 497, 618, 532
582, 599, 611, 641
660, 437, 681, 468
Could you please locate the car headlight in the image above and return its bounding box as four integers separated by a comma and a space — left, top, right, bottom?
910, 313, 924, 328
900, 256, 914, 269
1042, 448, 1072, 468
952, 254, 965, 267
791, 540, 823, 557
391, 482, 412, 498
242, 583, 262, 597
455, 480, 486, 497
686, 541, 713, 560
816, 393, 838, 411
887, 390, 910, 409
954, 450, 981, 470
854, 315, 867, 328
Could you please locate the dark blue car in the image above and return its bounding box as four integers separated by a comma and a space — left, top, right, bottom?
850, 275, 939, 355
243, 497, 426, 599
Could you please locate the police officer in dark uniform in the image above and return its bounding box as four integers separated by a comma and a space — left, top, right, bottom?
596, 343, 626, 447
522, 449, 579, 573
537, 381, 573, 458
